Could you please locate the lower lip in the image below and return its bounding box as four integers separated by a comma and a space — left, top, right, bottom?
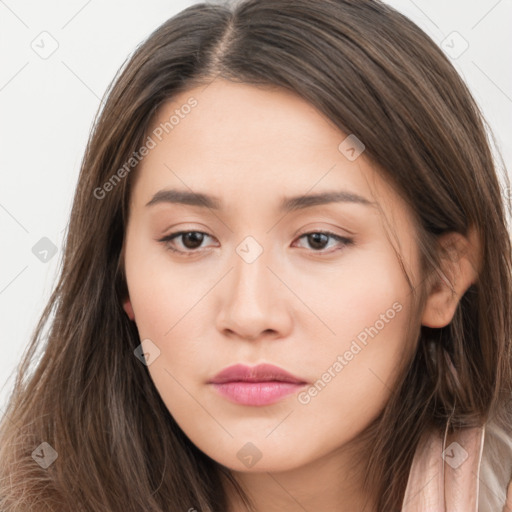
210, 381, 306, 406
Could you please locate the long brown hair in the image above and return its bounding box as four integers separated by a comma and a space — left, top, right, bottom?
1, 0, 511, 510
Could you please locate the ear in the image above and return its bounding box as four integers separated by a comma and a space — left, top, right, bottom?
122, 297, 135, 321
421, 227, 480, 328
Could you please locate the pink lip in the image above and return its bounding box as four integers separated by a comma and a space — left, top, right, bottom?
208, 363, 307, 406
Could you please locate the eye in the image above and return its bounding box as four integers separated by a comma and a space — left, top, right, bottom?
158, 231, 217, 255
293, 231, 353, 253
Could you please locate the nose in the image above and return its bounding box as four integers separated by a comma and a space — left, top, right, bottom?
215, 244, 293, 342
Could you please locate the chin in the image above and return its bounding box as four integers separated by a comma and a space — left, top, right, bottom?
198, 439, 314, 474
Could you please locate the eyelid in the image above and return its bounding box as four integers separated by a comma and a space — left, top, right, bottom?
292, 221, 356, 238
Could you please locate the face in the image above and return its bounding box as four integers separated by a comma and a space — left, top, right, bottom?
122, 78, 423, 474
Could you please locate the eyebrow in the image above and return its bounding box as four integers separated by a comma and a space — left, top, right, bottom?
145, 188, 375, 212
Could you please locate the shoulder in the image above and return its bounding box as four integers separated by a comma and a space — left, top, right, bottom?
479, 417, 512, 512
402, 419, 512, 511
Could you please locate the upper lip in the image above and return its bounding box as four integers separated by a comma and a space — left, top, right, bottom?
208, 363, 307, 384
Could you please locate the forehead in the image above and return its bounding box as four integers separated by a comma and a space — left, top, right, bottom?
131, 78, 407, 223
144, 79, 361, 171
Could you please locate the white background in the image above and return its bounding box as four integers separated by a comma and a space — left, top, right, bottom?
1, 0, 511, 412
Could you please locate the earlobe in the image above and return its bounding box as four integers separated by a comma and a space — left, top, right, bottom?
421, 228, 480, 328
123, 297, 135, 321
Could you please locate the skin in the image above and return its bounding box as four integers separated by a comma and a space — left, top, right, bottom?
121, 78, 478, 511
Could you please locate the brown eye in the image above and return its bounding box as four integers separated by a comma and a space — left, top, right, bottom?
179, 232, 205, 249
305, 233, 329, 250
158, 231, 215, 255
294, 231, 353, 253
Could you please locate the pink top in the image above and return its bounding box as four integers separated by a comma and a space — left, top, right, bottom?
401, 423, 512, 511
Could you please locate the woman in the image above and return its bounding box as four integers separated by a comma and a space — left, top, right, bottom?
1, 0, 511, 510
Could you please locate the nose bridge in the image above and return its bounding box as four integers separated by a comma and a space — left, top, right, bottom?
230, 234, 274, 306
216, 234, 290, 339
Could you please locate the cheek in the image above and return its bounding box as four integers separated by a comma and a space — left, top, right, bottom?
124, 242, 215, 409
125, 253, 213, 440
294, 251, 414, 426
291, 245, 413, 359
278, 250, 416, 458
124, 238, 208, 341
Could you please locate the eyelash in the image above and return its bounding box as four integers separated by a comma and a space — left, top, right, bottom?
157, 230, 354, 256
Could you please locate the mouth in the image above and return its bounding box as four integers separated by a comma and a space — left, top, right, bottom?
208, 363, 308, 406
